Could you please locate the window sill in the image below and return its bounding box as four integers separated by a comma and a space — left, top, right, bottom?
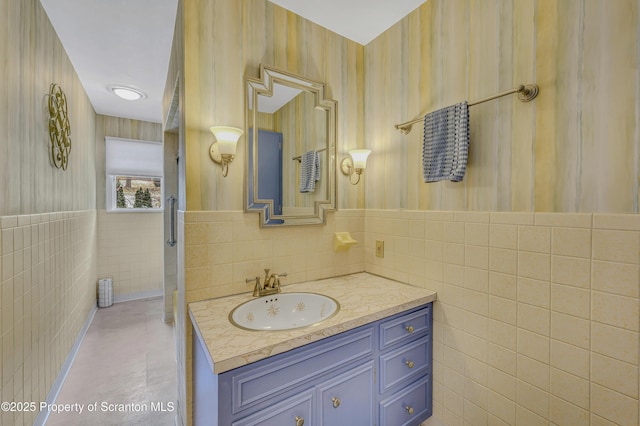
106, 208, 163, 214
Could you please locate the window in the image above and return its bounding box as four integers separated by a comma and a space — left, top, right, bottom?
105, 137, 163, 212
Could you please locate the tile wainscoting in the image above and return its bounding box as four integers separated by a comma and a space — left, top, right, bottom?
97, 210, 164, 297
365, 210, 640, 426
0, 210, 97, 426
176, 208, 640, 425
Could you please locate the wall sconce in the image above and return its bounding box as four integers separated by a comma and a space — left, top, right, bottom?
340, 149, 371, 185
209, 126, 243, 177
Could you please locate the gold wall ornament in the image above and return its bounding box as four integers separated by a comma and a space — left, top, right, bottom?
48, 83, 72, 170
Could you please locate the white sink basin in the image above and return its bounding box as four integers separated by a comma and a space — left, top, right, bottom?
229, 292, 340, 331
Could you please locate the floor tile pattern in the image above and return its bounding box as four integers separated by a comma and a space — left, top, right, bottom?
46, 297, 176, 426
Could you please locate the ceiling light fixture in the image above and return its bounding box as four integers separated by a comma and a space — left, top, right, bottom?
108, 85, 147, 101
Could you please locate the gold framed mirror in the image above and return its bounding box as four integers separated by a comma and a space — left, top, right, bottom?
245, 65, 337, 227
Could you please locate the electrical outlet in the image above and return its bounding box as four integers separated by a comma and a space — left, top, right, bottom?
376, 240, 384, 258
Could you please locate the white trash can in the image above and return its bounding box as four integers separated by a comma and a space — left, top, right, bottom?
98, 278, 113, 308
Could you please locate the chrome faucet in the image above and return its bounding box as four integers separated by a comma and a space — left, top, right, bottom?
246, 269, 288, 297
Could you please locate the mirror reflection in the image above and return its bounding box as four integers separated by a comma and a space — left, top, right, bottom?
246, 65, 337, 226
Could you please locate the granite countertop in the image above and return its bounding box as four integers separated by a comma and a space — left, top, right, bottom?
188, 272, 437, 374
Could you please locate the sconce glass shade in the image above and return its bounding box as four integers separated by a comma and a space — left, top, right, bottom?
210, 126, 243, 155
349, 149, 371, 170
340, 149, 372, 185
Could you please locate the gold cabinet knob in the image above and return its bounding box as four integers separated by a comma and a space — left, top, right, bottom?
405, 360, 415, 368
405, 405, 414, 415
295, 415, 304, 426
405, 325, 414, 333
332, 397, 341, 408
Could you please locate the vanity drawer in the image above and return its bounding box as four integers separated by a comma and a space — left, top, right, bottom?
379, 336, 430, 394
232, 389, 313, 426
225, 327, 374, 414
379, 305, 431, 350
379, 375, 432, 426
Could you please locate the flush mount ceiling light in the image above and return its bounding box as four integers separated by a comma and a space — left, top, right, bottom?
108, 85, 147, 101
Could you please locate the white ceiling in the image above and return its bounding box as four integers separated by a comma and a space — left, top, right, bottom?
269, 0, 427, 45
40, 0, 179, 124
40, 0, 427, 124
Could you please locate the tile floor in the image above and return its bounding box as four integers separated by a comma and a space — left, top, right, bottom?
46, 297, 177, 426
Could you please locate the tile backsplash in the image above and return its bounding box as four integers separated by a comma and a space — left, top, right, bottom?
182, 210, 365, 304
178, 209, 365, 423
365, 210, 640, 426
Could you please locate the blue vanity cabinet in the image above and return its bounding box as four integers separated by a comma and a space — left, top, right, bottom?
192, 302, 432, 426
377, 305, 433, 426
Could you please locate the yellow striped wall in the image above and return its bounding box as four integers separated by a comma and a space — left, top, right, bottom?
178, 1, 365, 422
182, 0, 365, 211
364, 0, 639, 213
179, 0, 640, 214
0, 0, 97, 217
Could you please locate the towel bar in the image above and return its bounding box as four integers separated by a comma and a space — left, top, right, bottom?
395, 84, 539, 135
293, 147, 326, 162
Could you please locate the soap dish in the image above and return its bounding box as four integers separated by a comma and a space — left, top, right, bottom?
333, 232, 358, 252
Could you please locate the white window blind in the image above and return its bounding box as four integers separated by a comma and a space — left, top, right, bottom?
105, 137, 163, 177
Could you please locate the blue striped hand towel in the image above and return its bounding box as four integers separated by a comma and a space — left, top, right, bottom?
422, 102, 469, 182
299, 151, 320, 192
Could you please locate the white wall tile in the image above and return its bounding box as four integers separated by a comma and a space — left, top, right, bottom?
551, 284, 590, 319
517, 354, 550, 392
591, 260, 640, 298
551, 256, 591, 288
549, 395, 589, 426
592, 291, 640, 332
591, 322, 639, 365
551, 312, 591, 349
591, 352, 638, 398
519, 226, 551, 254
518, 252, 551, 281
550, 340, 590, 380
517, 303, 550, 336
592, 230, 640, 264
488, 366, 516, 400
518, 277, 550, 308
0, 211, 96, 426
550, 368, 590, 410
489, 224, 518, 250
489, 272, 517, 300
552, 228, 592, 258
590, 383, 639, 426
517, 329, 550, 364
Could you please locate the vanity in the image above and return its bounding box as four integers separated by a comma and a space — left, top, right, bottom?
189, 273, 437, 426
